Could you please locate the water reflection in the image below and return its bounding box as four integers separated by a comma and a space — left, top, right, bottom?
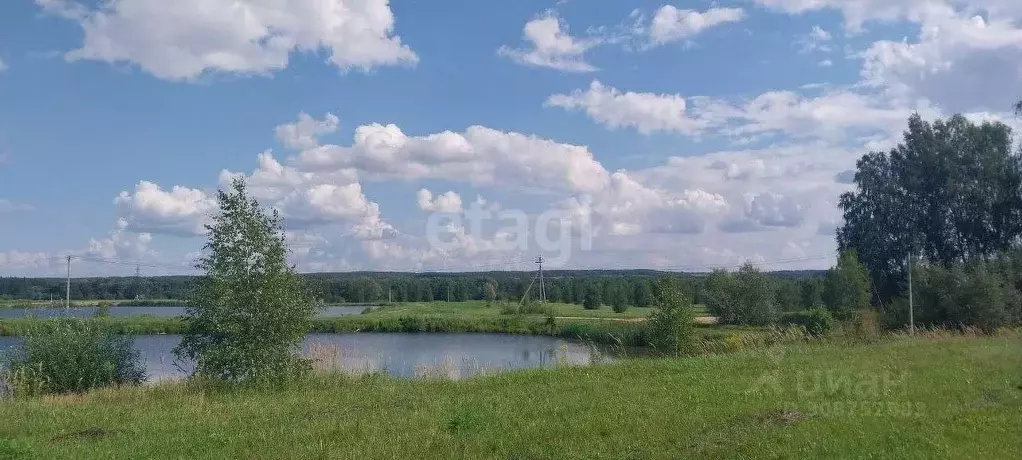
0, 305, 366, 319
0, 333, 606, 382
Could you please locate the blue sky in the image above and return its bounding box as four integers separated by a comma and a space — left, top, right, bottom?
1, 0, 1020, 276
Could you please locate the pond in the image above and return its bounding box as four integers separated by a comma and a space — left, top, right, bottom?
0, 333, 604, 381
0, 305, 367, 319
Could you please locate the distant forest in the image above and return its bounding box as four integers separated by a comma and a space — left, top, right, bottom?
0, 269, 825, 308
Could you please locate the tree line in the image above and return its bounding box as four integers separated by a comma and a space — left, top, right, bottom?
0, 269, 828, 310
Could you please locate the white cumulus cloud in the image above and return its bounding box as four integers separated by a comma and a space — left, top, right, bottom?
498, 11, 601, 72
648, 6, 745, 45
37, 0, 418, 80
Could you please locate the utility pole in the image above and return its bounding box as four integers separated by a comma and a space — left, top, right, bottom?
65, 255, 71, 310
536, 256, 545, 303
907, 251, 914, 335
135, 264, 143, 300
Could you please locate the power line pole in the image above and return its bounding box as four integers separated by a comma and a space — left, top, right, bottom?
536, 256, 545, 303
907, 251, 914, 335
65, 255, 71, 310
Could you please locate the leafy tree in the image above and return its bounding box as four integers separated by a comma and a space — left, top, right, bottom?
799, 278, 824, 310
705, 265, 777, 325
703, 269, 741, 324
634, 280, 654, 308
838, 114, 1022, 299
734, 263, 778, 326
646, 277, 696, 355
582, 284, 601, 310
773, 279, 801, 312
174, 179, 315, 384
483, 279, 498, 305
823, 250, 872, 320
611, 284, 629, 313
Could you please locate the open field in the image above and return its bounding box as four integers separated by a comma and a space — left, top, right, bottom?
0, 331, 1018, 459
365, 300, 653, 318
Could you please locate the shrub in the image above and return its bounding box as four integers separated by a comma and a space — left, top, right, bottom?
520, 301, 548, 315
174, 179, 315, 384
498, 301, 519, 315
781, 308, 834, 336
2, 318, 144, 396
645, 277, 696, 355
94, 303, 111, 318
706, 264, 778, 326
847, 308, 880, 340
887, 260, 1016, 333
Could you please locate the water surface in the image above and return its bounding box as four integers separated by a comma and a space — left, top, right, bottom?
0, 332, 601, 381
0, 305, 366, 319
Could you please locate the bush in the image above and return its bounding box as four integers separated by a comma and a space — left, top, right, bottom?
498, 301, 519, 315
645, 277, 696, 355
781, 308, 834, 336
887, 260, 1017, 333
2, 318, 144, 396
611, 299, 629, 313
706, 263, 778, 326
94, 303, 111, 318
848, 308, 880, 339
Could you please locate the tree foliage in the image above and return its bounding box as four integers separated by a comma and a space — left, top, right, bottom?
705, 264, 778, 326
645, 277, 696, 355
838, 113, 1022, 299
823, 250, 871, 320
582, 285, 601, 310
174, 179, 315, 384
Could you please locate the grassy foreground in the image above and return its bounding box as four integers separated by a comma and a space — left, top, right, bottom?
1, 332, 1019, 459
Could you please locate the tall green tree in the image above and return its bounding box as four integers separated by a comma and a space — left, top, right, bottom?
174, 179, 315, 384
582, 283, 601, 310
838, 114, 1022, 299
822, 250, 872, 320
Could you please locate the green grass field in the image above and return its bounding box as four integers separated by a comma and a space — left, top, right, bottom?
0, 331, 1018, 459
363, 300, 656, 319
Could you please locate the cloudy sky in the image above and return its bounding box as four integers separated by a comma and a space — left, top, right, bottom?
1, 0, 1020, 276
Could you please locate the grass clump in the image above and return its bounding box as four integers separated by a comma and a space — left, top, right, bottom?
780, 307, 835, 336
1, 318, 144, 397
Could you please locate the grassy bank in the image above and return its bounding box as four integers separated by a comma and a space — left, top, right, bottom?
0, 300, 714, 345
0, 315, 752, 348
0, 332, 1018, 459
